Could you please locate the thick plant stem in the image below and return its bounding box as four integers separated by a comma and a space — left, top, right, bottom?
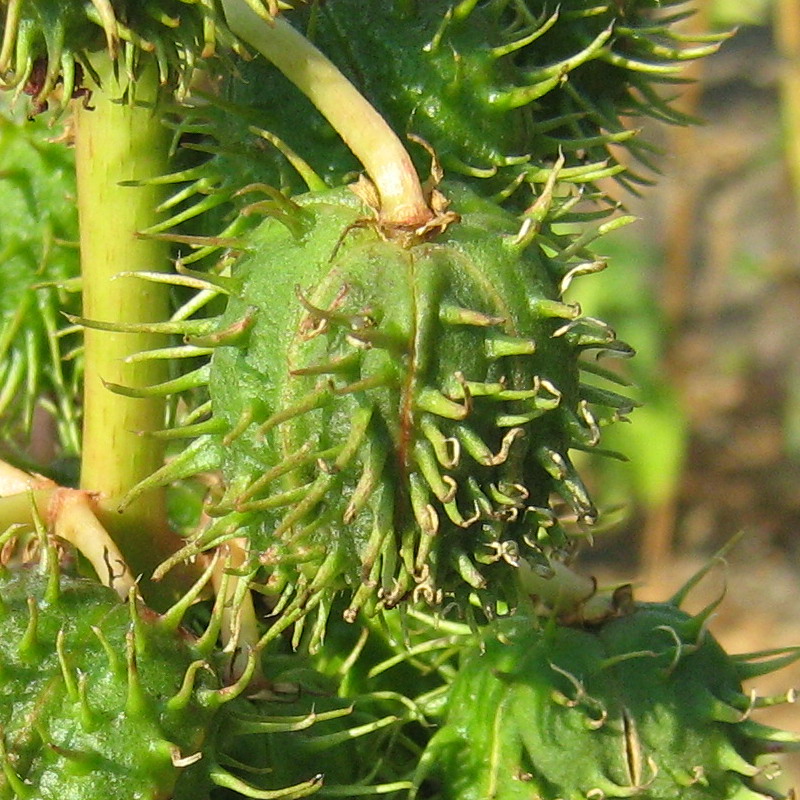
75, 56, 180, 591
221, 1, 433, 227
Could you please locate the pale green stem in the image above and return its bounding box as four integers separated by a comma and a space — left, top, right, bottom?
0, 459, 48, 496
221, 1, 433, 227
75, 55, 183, 591
51, 490, 137, 596
517, 560, 624, 623
0, 484, 135, 597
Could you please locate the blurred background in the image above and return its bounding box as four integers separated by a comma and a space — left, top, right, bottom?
573, 0, 800, 788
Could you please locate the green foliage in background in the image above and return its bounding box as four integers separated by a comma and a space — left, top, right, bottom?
569, 234, 687, 515
0, 103, 81, 461
712, 0, 772, 26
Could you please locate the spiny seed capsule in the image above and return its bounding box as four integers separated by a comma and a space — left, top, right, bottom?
0, 542, 381, 800
414, 599, 800, 800
139, 179, 634, 638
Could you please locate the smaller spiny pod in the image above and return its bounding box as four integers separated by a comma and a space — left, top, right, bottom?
413, 567, 800, 800
0, 527, 400, 800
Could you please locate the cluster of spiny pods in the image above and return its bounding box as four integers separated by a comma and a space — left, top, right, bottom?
0, 1, 797, 798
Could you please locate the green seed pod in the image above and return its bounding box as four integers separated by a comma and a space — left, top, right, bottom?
138, 178, 634, 634
415, 600, 800, 800
0, 567, 216, 799
0, 541, 397, 799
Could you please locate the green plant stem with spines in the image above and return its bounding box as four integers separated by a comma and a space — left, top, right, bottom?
75, 55, 183, 597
